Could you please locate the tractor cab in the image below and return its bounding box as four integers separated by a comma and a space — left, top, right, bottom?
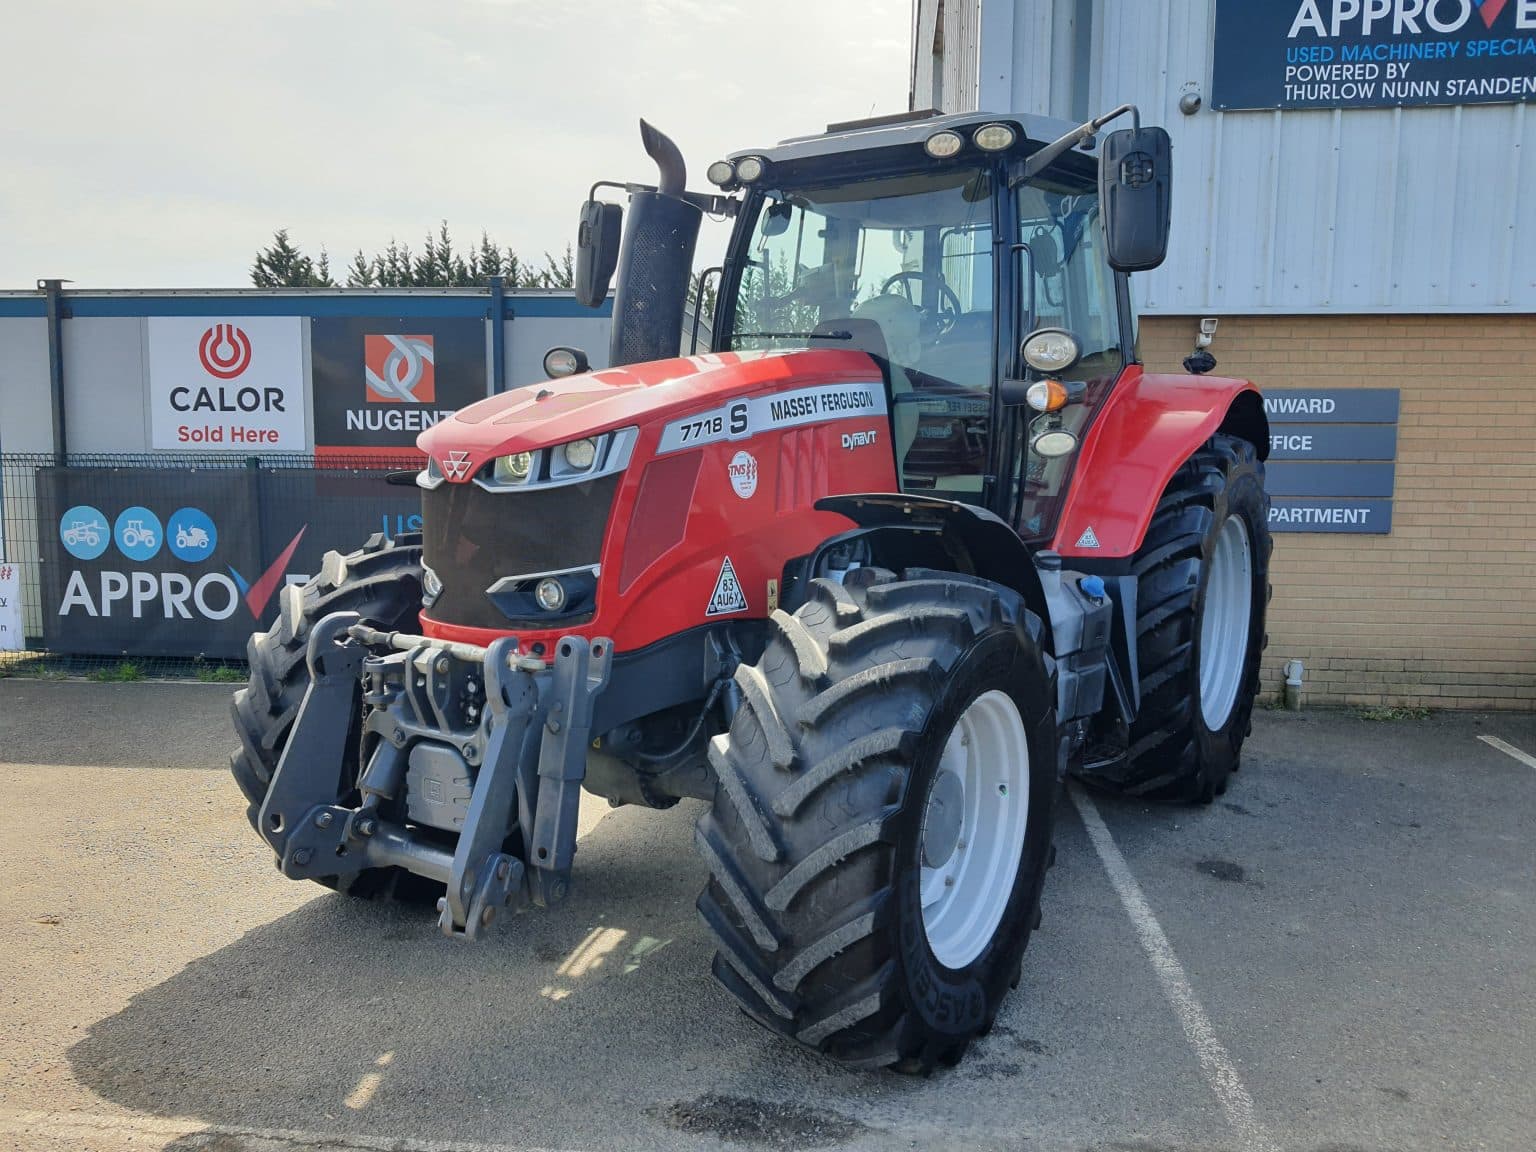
576, 108, 1172, 541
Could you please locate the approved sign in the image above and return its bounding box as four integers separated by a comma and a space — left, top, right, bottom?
147, 317, 307, 450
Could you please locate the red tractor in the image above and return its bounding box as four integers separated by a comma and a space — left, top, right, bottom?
231, 106, 1270, 1072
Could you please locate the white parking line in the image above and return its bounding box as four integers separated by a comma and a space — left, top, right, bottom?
1069, 786, 1279, 1152
1477, 734, 1536, 772
0, 1106, 586, 1152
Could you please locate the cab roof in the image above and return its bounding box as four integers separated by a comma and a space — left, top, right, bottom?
727, 109, 1089, 167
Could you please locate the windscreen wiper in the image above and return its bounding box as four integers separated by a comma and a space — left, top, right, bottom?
732, 330, 852, 340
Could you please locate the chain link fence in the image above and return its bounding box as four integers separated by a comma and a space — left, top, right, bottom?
1, 453, 419, 680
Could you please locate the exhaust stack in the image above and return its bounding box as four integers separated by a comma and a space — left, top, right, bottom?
609, 120, 702, 367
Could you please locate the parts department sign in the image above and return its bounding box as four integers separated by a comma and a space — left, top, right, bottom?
311, 317, 488, 458
147, 318, 307, 450
1214, 0, 1536, 110
1263, 388, 1399, 534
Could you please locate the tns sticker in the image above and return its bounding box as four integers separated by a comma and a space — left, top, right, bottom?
728, 450, 759, 499
706, 556, 749, 616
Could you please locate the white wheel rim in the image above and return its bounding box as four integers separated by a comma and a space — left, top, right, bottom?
1198, 514, 1253, 731
919, 689, 1030, 970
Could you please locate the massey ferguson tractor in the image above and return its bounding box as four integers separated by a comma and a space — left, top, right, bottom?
230, 106, 1271, 1072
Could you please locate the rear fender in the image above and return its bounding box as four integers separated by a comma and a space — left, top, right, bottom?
1052, 367, 1267, 560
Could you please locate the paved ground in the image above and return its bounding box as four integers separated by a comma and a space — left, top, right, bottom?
2, 680, 1535, 1152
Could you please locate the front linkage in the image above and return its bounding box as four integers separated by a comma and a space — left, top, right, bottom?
255, 611, 611, 939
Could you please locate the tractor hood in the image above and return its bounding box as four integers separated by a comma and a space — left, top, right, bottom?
417, 348, 884, 478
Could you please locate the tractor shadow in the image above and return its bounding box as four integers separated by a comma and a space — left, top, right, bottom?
64, 802, 927, 1150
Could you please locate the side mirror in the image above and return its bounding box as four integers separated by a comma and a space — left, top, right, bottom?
1099, 126, 1172, 272
575, 199, 623, 308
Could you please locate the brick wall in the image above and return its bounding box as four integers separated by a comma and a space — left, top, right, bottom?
1140, 314, 1536, 711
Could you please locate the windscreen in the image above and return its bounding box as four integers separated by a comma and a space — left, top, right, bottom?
727, 167, 997, 500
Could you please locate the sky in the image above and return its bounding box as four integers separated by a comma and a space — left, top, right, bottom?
0, 0, 912, 290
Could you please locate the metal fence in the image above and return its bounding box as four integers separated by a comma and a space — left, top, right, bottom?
1, 452, 419, 679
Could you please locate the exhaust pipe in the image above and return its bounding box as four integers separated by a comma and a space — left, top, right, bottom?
609, 120, 702, 367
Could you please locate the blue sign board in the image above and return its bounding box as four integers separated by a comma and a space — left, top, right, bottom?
1261, 388, 1400, 534
1213, 0, 1536, 111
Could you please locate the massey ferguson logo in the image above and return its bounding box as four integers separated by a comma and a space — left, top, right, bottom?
198, 324, 253, 380
441, 451, 474, 481
366, 334, 436, 403
842, 430, 879, 451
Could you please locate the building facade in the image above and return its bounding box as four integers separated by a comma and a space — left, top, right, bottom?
918, 0, 1535, 708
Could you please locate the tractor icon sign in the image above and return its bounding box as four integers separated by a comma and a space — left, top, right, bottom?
113, 507, 164, 562
62, 519, 105, 548
176, 524, 209, 550
167, 508, 218, 563
122, 520, 158, 549
59, 505, 111, 560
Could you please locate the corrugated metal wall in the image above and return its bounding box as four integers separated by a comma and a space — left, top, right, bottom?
961, 0, 1536, 315
913, 0, 983, 113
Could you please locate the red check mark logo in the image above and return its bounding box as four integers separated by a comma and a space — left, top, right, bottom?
227, 527, 307, 619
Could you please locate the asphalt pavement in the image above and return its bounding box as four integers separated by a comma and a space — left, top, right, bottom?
2, 680, 1534, 1151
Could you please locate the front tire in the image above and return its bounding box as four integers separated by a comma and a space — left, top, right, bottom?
1115, 434, 1271, 802
695, 569, 1058, 1072
229, 532, 425, 898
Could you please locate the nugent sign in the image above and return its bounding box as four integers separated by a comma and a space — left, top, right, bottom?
147, 317, 307, 450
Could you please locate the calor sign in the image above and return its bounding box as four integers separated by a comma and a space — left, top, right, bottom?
147, 317, 307, 450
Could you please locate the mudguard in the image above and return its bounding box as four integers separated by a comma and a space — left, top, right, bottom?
1052, 365, 1267, 560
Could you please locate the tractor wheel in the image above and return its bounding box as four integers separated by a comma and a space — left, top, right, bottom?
229, 532, 426, 899
1118, 433, 1271, 803
694, 569, 1058, 1072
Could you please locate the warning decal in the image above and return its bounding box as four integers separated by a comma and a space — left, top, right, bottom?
706, 556, 749, 617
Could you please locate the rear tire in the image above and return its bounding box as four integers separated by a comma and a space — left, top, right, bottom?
229, 532, 426, 899
695, 568, 1058, 1072
1115, 434, 1271, 803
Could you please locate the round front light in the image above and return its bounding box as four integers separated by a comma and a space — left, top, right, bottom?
706, 159, 735, 186
562, 437, 598, 471
734, 156, 766, 183
924, 130, 964, 159
974, 122, 1016, 151
543, 346, 587, 378
1022, 329, 1082, 374
1032, 430, 1079, 458
534, 578, 567, 612
494, 452, 534, 483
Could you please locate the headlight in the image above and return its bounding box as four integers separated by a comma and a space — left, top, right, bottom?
1032, 430, 1079, 458
734, 156, 766, 183
562, 438, 598, 471
1021, 328, 1082, 373
924, 130, 964, 159
706, 160, 735, 186
534, 578, 567, 612
973, 123, 1016, 151
494, 452, 534, 483
543, 346, 588, 379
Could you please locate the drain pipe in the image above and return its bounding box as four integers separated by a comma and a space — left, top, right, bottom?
1282, 659, 1305, 711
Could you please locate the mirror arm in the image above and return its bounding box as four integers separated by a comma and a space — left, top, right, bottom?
587, 180, 736, 219
1013, 103, 1140, 186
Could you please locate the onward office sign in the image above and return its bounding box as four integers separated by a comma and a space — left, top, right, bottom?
1263, 388, 1400, 534
1213, 0, 1536, 110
